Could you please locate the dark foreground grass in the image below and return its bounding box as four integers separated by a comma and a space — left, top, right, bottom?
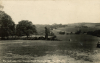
0, 34, 100, 63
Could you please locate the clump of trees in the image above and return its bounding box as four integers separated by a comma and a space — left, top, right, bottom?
87, 30, 100, 37
45, 27, 56, 40
75, 28, 100, 37
0, 11, 15, 39
16, 20, 37, 38
75, 30, 81, 34
59, 31, 65, 35
0, 10, 57, 40
0, 11, 37, 40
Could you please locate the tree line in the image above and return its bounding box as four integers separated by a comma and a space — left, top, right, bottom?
87, 30, 100, 37
0, 11, 37, 39
75, 29, 100, 37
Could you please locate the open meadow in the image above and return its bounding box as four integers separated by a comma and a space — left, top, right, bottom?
0, 34, 100, 63
0, 24, 100, 63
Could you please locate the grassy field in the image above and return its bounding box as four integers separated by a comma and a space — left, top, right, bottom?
0, 25, 100, 63
0, 34, 100, 63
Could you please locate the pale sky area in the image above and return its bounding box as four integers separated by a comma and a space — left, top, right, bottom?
0, 0, 100, 24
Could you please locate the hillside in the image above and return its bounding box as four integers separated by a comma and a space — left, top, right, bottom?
35, 23, 100, 35
35, 24, 67, 35
61, 23, 100, 32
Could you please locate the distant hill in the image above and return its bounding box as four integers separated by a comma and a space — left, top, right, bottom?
57, 23, 100, 32
35, 24, 67, 35
35, 23, 100, 35
67, 23, 100, 27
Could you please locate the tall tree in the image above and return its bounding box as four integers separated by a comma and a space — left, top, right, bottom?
0, 11, 15, 39
16, 20, 37, 38
45, 27, 48, 40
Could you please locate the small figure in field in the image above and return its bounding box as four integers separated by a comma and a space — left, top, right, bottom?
69, 39, 72, 41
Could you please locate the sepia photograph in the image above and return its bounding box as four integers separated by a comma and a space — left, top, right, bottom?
0, 0, 100, 63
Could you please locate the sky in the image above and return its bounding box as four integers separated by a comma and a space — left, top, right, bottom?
0, 0, 100, 24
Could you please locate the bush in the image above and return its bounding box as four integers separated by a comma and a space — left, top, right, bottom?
75, 30, 81, 34
38, 37, 45, 40
59, 31, 65, 34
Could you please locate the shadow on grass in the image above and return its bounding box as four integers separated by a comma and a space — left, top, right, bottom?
2, 45, 57, 57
